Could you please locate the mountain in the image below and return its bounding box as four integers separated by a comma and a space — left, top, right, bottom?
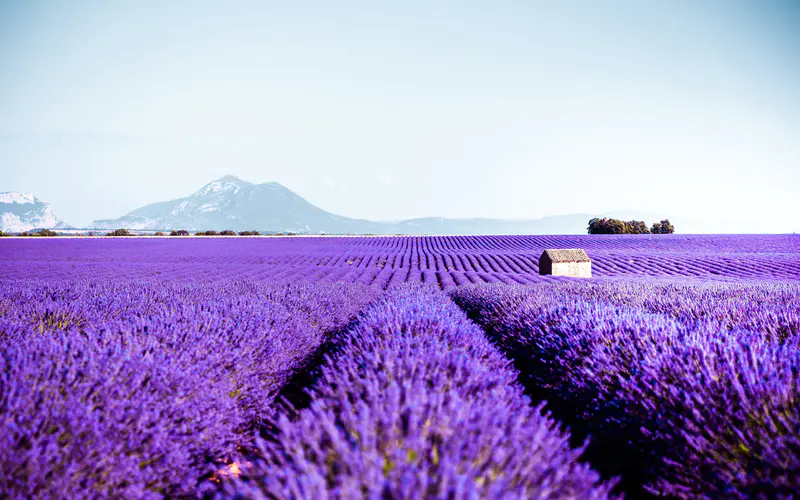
0, 192, 71, 232
87, 175, 767, 235
90, 176, 385, 233
92, 175, 590, 234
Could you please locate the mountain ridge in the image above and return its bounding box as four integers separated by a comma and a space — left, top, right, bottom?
90, 176, 386, 233
84, 176, 708, 234
90, 176, 599, 234
2, 176, 779, 234
0, 192, 71, 232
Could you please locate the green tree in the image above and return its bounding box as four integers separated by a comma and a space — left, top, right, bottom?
652, 219, 675, 234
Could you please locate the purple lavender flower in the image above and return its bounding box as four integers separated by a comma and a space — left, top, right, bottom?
227, 285, 615, 499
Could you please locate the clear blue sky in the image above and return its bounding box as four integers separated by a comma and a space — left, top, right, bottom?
1, 0, 798, 230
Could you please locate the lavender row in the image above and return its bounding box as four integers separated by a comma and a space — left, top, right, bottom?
0, 258, 539, 290
225, 285, 615, 499
2, 235, 798, 283
4, 234, 798, 257
451, 283, 800, 498
546, 279, 800, 340
0, 280, 378, 498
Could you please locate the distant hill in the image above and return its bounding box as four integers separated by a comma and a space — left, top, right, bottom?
0, 192, 71, 232
82, 175, 777, 234
90, 176, 385, 233
88, 176, 597, 234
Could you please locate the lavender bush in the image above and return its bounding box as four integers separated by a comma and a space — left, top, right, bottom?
227, 285, 615, 499
546, 279, 800, 340
0, 280, 377, 498
452, 282, 800, 498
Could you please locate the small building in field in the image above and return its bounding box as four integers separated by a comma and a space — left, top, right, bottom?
539, 249, 592, 278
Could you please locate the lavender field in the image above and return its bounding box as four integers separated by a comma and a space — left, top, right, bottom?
2, 234, 800, 285
1, 235, 799, 499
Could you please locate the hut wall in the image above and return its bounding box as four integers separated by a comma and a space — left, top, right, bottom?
538, 258, 552, 275
551, 261, 592, 278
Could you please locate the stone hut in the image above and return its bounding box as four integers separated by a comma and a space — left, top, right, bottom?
539, 249, 592, 278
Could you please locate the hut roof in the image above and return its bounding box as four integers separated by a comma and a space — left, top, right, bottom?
541, 248, 591, 263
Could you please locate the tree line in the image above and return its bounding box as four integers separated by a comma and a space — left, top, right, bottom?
106, 229, 265, 236
587, 218, 675, 235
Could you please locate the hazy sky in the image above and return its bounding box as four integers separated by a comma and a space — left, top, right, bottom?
1, 0, 798, 229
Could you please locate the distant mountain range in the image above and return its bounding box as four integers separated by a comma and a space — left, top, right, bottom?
1, 176, 780, 234
87, 175, 645, 234
0, 192, 71, 232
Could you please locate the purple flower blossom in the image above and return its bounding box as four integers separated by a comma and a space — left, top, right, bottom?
0, 280, 377, 497
227, 285, 615, 499
452, 282, 800, 498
